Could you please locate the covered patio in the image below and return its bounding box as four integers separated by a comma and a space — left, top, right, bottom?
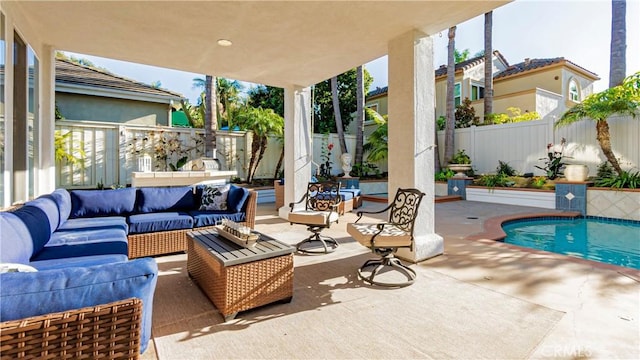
2, 0, 508, 262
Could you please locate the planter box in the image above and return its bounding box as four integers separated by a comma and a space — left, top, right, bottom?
466, 186, 555, 209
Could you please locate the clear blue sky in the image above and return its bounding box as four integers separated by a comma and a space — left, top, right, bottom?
66, 0, 638, 104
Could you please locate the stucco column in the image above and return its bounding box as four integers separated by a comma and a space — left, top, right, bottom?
387, 30, 443, 262
278, 86, 312, 219
38, 45, 56, 195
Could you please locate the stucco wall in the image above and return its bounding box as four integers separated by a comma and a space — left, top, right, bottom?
494, 67, 563, 96
56, 92, 170, 126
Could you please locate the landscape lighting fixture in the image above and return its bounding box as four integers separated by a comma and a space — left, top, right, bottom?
217, 39, 233, 47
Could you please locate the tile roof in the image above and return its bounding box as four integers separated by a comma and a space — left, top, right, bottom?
55, 58, 185, 100
494, 57, 599, 80
367, 86, 388, 98
435, 50, 509, 78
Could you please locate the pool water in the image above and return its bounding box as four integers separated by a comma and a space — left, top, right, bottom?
502, 217, 640, 269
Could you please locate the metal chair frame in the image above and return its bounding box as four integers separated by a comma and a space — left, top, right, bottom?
288, 181, 342, 254
353, 188, 425, 287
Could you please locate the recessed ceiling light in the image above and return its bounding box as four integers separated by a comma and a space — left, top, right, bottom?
217, 39, 233, 47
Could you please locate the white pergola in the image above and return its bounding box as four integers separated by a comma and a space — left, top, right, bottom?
1, 0, 509, 261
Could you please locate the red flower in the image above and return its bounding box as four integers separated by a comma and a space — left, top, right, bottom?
328, 143, 334, 151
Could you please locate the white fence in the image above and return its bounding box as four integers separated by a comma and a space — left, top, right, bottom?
437, 115, 639, 176
56, 114, 638, 188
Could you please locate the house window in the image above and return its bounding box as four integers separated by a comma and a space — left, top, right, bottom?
569, 79, 580, 102
366, 103, 378, 113
454, 83, 461, 106
471, 84, 485, 101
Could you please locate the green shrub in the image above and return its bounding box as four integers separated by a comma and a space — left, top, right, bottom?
451, 149, 471, 164
435, 168, 455, 181
596, 161, 616, 180
455, 98, 479, 128
436, 116, 446, 131
496, 160, 517, 176
595, 170, 640, 189
476, 173, 509, 188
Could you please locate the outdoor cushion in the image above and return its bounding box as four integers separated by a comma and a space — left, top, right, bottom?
29, 254, 129, 272
70, 188, 136, 218
24, 197, 60, 236
340, 188, 361, 197
136, 186, 194, 213
31, 238, 129, 261
199, 184, 230, 211
48, 227, 128, 246
0, 258, 158, 353
128, 212, 193, 234
44, 188, 72, 227
227, 185, 250, 213
336, 191, 354, 201
346, 223, 412, 248
189, 210, 246, 228
56, 216, 128, 233
288, 210, 339, 226
2, 206, 53, 262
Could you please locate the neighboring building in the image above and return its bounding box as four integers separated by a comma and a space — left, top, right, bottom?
55, 58, 185, 126
364, 50, 600, 124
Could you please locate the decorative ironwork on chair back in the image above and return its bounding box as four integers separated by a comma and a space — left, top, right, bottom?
306, 182, 341, 211
388, 188, 425, 233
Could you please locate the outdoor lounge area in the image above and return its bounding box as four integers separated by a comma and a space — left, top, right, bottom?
136, 200, 639, 359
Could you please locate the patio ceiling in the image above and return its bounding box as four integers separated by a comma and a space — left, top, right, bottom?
11, 0, 509, 88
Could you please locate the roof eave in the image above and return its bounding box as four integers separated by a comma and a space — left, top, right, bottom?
56, 82, 184, 104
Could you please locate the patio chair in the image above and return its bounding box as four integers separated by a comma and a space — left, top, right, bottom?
346, 188, 425, 287
288, 181, 342, 254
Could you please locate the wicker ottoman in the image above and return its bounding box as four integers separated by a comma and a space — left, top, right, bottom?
187, 229, 294, 321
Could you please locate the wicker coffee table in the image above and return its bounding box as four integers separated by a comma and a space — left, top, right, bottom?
187, 228, 294, 321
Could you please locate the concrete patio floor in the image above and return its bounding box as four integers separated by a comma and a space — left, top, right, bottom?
143, 200, 639, 359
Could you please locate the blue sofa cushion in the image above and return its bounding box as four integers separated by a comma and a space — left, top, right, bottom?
24, 197, 60, 235
70, 188, 136, 218
0, 212, 34, 264
56, 216, 128, 233
0, 258, 158, 353
30, 254, 129, 271
227, 185, 250, 213
188, 210, 246, 228
136, 186, 195, 213
44, 188, 72, 227
49, 227, 128, 246
128, 212, 193, 234
31, 237, 129, 261
2, 206, 54, 262
340, 188, 361, 197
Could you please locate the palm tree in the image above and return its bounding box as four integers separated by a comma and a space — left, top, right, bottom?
484, 11, 493, 119
555, 72, 639, 175
610, 0, 626, 87
236, 107, 284, 183
331, 76, 348, 154
444, 26, 456, 164
204, 75, 217, 157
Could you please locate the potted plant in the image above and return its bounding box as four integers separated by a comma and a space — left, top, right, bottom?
448, 149, 472, 178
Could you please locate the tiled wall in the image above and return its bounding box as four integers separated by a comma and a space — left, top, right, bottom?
587, 188, 640, 221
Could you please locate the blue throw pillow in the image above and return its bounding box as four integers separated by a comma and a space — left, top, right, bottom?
70, 188, 136, 218
226, 185, 250, 213
136, 186, 195, 213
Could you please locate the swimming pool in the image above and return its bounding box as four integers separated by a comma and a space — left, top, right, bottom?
502, 217, 640, 270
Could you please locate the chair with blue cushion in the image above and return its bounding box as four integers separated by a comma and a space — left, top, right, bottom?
346, 188, 425, 287
288, 181, 342, 254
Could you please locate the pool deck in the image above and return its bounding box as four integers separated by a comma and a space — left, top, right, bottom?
143, 200, 640, 359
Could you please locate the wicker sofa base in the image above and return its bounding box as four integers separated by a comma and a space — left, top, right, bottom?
0, 298, 142, 359
187, 237, 294, 321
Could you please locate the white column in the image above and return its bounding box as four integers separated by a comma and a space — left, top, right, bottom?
387, 30, 443, 262
278, 86, 312, 219
38, 44, 56, 195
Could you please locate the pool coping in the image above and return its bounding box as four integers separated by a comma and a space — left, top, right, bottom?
466, 211, 640, 280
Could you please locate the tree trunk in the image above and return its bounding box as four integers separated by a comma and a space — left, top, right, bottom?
205, 75, 218, 158
246, 135, 261, 183
331, 76, 348, 154
434, 125, 441, 174
609, 0, 626, 87
273, 147, 284, 179
484, 12, 493, 121
251, 135, 269, 181
355, 65, 365, 167
444, 26, 456, 165
596, 119, 623, 174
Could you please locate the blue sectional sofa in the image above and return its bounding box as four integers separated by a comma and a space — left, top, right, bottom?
0, 184, 256, 354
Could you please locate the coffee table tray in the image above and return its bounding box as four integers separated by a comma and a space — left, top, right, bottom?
214, 225, 259, 248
